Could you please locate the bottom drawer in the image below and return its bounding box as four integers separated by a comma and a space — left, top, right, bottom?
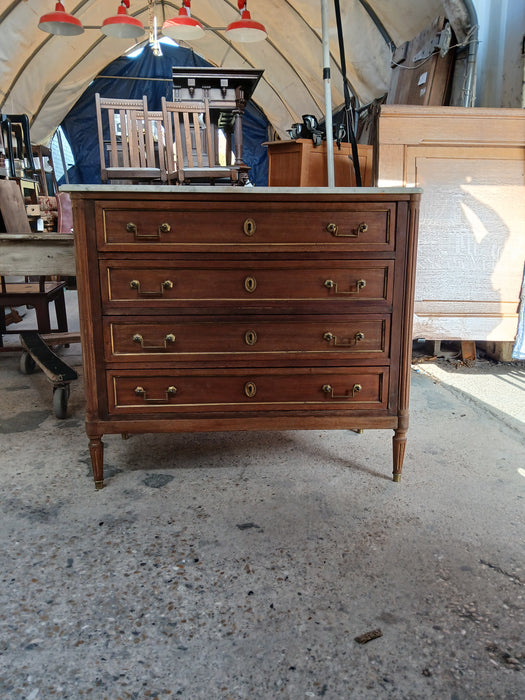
107, 367, 389, 414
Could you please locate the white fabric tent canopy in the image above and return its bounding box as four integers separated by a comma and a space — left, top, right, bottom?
0, 0, 475, 145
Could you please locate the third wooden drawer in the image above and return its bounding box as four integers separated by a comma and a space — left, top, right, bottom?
104, 315, 390, 362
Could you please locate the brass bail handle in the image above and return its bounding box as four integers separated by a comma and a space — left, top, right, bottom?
126, 222, 171, 239
322, 383, 362, 399
326, 222, 368, 238
132, 333, 176, 350
324, 278, 366, 295
134, 386, 178, 403
130, 279, 174, 297
323, 331, 365, 346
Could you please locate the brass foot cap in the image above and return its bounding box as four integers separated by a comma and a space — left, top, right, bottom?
94, 480, 104, 490
392, 474, 401, 483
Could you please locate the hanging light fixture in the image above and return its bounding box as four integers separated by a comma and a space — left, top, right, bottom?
162, 0, 205, 41
101, 0, 145, 39
225, 0, 267, 43
38, 2, 84, 36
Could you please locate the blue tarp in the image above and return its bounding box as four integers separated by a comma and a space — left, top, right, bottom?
59, 43, 269, 186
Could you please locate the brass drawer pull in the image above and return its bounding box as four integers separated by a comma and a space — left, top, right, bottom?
322, 383, 362, 399
243, 218, 256, 236
129, 279, 174, 297
134, 385, 178, 403
244, 276, 257, 293
132, 333, 176, 350
244, 330, 258, 346
326, 221, 368, 237
323, 331, 365, 346
126, 221, 171, 240
324, 278, 366, 295
244, 382, 257, 398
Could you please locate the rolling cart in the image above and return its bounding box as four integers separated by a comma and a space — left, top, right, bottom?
19, 331, 79, 418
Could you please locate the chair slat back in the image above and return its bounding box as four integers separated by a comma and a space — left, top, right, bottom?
95, 94, 164, 182
162, 97, 224, 183
147, 111, 166, 173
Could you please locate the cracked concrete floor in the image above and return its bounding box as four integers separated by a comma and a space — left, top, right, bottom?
0, 330, 523, 699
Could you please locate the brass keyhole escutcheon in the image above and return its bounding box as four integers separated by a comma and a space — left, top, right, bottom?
244, 382, 257, 398
244, 276, 257, 293
244, 330, 258, 346
243, 218, 256, 237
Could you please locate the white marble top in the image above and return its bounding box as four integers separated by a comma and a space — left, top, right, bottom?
61, 185, 422, 195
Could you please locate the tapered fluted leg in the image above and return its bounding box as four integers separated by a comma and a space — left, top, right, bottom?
89, 436, 104, 489
392, 428, 406, 482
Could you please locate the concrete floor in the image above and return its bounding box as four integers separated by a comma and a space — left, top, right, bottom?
0, 302, 524, 699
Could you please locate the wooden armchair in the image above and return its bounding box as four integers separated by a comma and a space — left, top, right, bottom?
95, 94, 166, 184
161, 97, 240, 185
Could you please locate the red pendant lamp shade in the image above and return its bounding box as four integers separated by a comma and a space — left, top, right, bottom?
225, 0, 267, 43
101, 1, 145, 39
162, 0, 205, 40
38, 2, 84, 36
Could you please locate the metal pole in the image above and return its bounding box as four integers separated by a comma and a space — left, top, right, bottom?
321, 0, 335, 187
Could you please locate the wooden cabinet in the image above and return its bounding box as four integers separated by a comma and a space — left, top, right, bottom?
265, 140, 374, 187
66, 186, 420, 488
377, 105, 525, 341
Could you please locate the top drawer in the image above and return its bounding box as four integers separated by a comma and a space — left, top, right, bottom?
96, 202, 396, 253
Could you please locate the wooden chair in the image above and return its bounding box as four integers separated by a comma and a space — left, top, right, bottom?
95, 94, 166, 184
0, 180, 68, 347
161, 97, 240, 185
0, 277, 68, 348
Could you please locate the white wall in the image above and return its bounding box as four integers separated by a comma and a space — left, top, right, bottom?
473, 0, 525, 107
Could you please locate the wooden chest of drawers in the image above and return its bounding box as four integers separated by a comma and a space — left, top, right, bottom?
67, 186, 420, 488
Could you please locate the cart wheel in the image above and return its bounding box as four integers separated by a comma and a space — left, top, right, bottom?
19, 351, 36, 375
53, 386, 69, 419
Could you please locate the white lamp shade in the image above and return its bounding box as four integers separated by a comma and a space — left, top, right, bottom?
162, 16, 205, 40
225, 10, 267, 43
38, 4, 84, 36
101, 5, 145, 39
101, 16, 145, 39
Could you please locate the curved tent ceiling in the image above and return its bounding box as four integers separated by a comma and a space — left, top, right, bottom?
1, 1, 472, 144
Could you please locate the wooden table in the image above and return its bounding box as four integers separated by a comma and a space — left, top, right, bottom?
0, 232, 78, 349
0, 232, 76, 277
